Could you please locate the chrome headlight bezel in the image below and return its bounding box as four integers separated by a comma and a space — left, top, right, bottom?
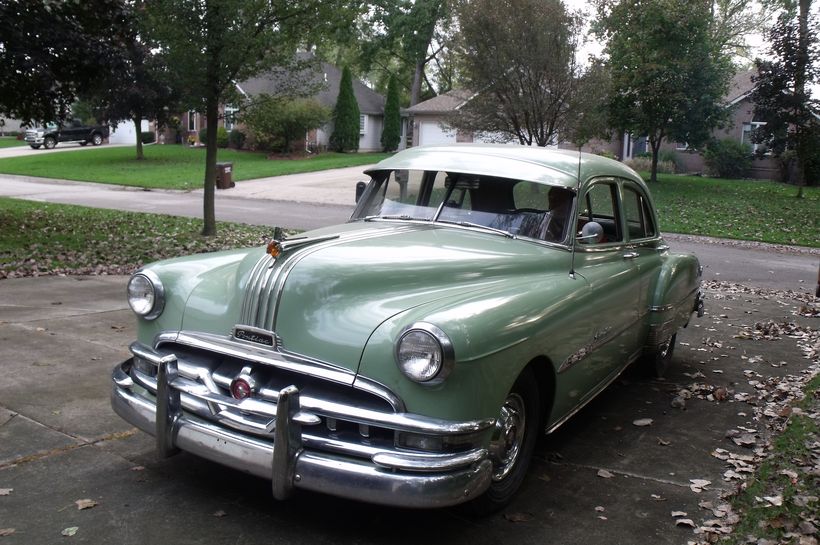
127, 270, 165, 320
394, 322, 455, 385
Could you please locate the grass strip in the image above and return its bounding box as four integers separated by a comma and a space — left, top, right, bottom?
0, 137, 26, 148
0, 197, 282, 278
726, 374, 820, 543
0, 145, 390, 190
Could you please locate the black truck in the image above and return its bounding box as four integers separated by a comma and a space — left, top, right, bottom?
25, 119, 109, 149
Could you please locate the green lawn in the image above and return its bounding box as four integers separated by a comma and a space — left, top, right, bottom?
643, 174, 819, 247
0, 197, 277, 278
0, 136, 26, 148
0, 144, 391, 190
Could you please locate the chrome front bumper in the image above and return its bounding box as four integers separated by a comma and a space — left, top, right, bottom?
111, 348, 493, 508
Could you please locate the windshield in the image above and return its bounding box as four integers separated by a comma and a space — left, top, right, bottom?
352, 169, 575, 243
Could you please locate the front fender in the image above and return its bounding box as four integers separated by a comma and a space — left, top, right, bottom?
355, 273, 592, 421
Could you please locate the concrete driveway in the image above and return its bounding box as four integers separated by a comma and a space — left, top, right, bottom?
0, 275, 816, 544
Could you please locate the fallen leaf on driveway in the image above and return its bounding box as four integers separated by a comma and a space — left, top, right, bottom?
0, 529, 15, 537
675, 519, 696, 528
129, 466, 145, 472
75, 499, 98, 510
212, 510, 227, 518
633, 418, 653, 427
595, 506, 605, 512
657, 438, 671, 446
671, 511, 688, 517
0, 488, 11, 496
61, 527, 79, 537
762, 495, 783, 507
689, 479, 711, 493
597, 469, 614, 478
650, 494, 666, 501
504, 512, 534, 523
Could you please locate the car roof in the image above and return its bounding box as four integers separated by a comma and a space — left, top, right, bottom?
365, 144, 645, 190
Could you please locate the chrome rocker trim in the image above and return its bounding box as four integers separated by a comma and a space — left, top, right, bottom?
111, 345, 495, 508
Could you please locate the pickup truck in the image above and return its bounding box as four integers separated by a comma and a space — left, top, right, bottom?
25, 119, 108, 149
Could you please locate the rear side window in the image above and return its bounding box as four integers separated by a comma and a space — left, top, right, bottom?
622, 186, 656, 240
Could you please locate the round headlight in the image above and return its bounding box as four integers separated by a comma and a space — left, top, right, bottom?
395, 323, 455, 385
127, 271, 164, 320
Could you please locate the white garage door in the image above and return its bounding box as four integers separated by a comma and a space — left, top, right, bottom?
419, 121, 456, 146
109, 120, 150, 144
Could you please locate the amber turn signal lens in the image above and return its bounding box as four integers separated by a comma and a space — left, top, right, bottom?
267, 240, 282, 258
230, 378, 252, 400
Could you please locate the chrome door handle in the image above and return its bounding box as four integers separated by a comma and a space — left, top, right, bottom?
622, 252, 639, 259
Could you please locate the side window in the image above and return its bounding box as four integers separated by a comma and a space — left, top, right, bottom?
578, 183, 622, 243
623, 186, 657, 240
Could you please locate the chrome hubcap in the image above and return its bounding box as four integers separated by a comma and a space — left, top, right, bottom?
489, 393, 526, 481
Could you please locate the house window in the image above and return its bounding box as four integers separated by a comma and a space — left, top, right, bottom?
224, 105, 238, 131
359, 114, 367, 135
188, 111, 197, 132
741, 121, 767, 153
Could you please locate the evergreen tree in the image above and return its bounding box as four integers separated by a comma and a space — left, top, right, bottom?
330, 66, 361, 152
381, 74, 401, 151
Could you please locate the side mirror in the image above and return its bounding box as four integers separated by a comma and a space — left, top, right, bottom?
577, 221, 604, 244
355, 181, 367, 203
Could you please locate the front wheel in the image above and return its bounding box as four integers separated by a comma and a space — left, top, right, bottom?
43, 136, 56, 149
639, 333, 677, 378
91, 133, 103, 146
467, 368, 541, 514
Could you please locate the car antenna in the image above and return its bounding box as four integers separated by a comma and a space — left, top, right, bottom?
569, 146, 583, 280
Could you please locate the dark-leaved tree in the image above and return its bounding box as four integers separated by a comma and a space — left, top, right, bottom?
0, 0, 131, 124
751, 0, 819, 196
330, 66, 361, 152
381, 75, 401, 152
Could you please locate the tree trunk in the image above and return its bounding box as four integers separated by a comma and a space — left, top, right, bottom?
793, 0, 810, 200
202, 99, 218, 236
649, 135, 662, 183
133, 115, 144, 161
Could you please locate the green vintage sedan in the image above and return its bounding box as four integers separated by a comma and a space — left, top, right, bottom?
111, 144, 703, 511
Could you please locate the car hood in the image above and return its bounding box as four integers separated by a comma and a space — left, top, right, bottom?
182, 222, 567, 373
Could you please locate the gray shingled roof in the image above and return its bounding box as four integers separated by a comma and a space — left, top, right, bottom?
403, 89, 474, 114
238, 60, 385, 116
726, 69, 757, 105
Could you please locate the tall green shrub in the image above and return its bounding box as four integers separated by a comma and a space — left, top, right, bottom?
381, 74, 401, 151
329, 66, 360, 152
216, 126, 229, 148
704, 139, 752, 178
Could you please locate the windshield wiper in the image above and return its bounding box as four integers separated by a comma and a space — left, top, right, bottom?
363, 214, 419, 221
435, 219, 514, 238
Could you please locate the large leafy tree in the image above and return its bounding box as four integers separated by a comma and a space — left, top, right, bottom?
450, 0, 582, 147
146, 0, 351, 236
242, 96, 330, 153
89, 37, 180, 160
381, 74, 401, 151
0, 0, 131, 124
751, 0, 819, 197
596, 0, 734, 182
329, 66, 361, 152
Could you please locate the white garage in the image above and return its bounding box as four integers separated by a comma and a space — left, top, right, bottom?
108, 119, 150, 145
418, 120, 457, 146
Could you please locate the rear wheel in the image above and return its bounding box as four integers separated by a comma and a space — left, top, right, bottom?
467, 367, 541, 514
639, 333, 677, 378
43, 136, 56, 149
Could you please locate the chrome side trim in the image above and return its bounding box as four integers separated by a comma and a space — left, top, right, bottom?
648, 286, 700, 314
546, 354, 637, 435
557, 317, 640, 374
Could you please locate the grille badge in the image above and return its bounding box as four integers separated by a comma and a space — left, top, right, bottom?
233, 325, 276, 347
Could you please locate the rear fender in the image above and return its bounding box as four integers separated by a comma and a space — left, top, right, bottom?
646, 253, 702, 348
